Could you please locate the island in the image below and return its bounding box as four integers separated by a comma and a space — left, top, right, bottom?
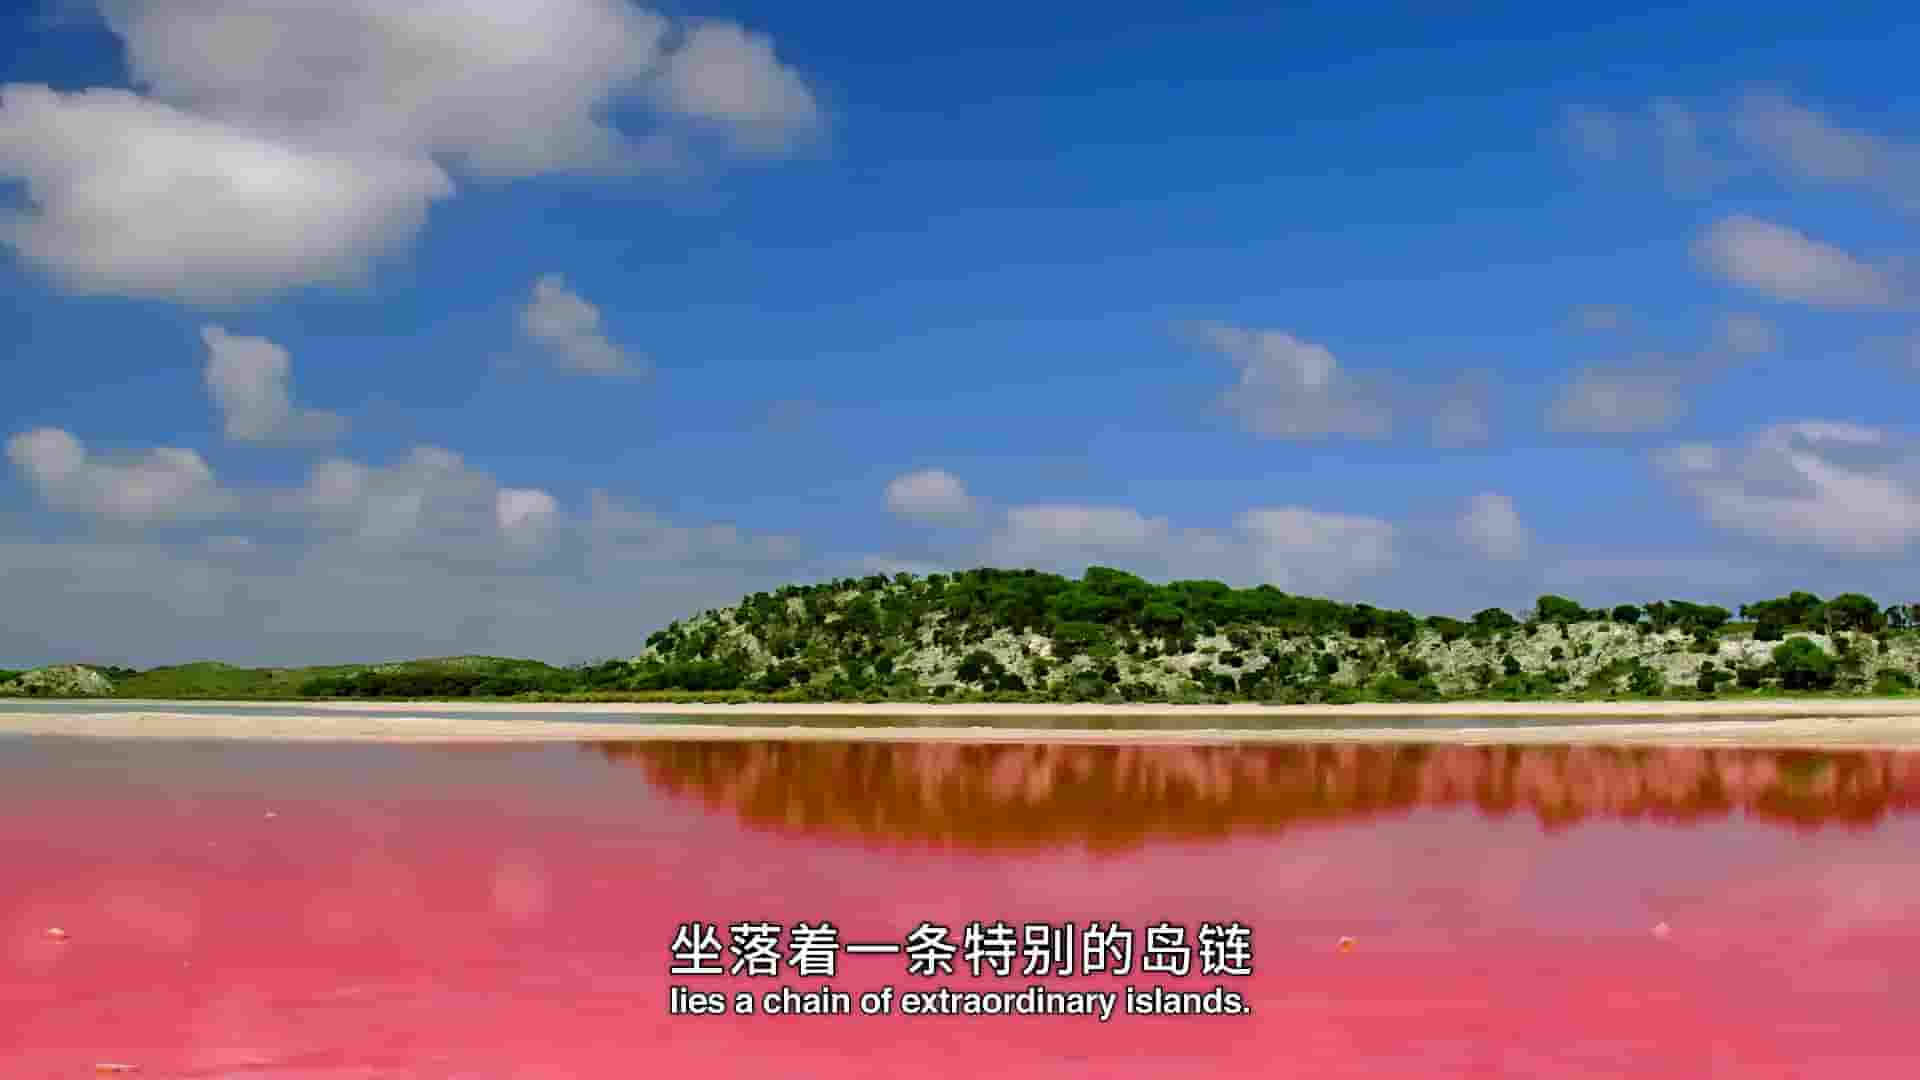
2, 568, 1913, 708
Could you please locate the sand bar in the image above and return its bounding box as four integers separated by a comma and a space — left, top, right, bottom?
6, 698, 1920, 747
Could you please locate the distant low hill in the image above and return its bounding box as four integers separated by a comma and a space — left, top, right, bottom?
0, 656, 585, 700
616, 568, 1918, 702
5, 569, 1918, 702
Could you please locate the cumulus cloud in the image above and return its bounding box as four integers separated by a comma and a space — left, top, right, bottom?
1547, 314, 1776, 437
1186, 322, 1492, 444
1654, 421, 1920, 554
0, 84, 452, 302
587, 490, 796, 567
1693, 215, 1899, 308
96, 0, 819, 175
885, 469, 981, 525
1, 435, 815, 665
1456, 493, 1532, 560
652, 21, 825, 155
1236, 508, 1397, 588
991, 505, 1174, 558
983, 502, 1396, 594
0, 530, 811, 668
1184, 322, 1392, 439
496, 488, 561, 554
200, 326, 347, 444
1547, 366, 1689, 434
0, 3, 824, 303
519, 274, 639, 377
6, 427, 228, 524
298, 446, 516, 552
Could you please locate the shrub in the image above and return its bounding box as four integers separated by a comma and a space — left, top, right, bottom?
1772, 637, 1836, 691
1628, 664, 1664, 697
1873, 669, 1914, 694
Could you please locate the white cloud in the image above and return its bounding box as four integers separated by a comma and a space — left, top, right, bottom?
1693, 214, 1898, 308
201, 326, 347, 444
105, 0, 631, 175
0, 432, 818, 665
1655, 421, 1920, 554
1560, 100, 1737, 193
983, 502, 1396, 594
0, 530, 811, 668
1, 4, 826, 303
1236, 508, 1396, 589
1548, 316, 1774, 436
587, 490, 795, 566
0, 84, 453, 303
6, 427, 228, 524
1733, 90, 1920, 214
885, 469, 980, 525
1455, 493, 1532, 561
519, 274, 638, 377
1185, 322, 1392, 439
97, 0, 821, 174
1186, 322, 1490, 444
297, 446, 514, 552
652, 21, 825, 155
993, 505, 1172, 556
496, 488, 560, 554
850, 555, 950, 579
1547, 367, 1688, 434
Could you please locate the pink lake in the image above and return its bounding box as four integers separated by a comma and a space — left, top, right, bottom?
4, 735, 1919, 1077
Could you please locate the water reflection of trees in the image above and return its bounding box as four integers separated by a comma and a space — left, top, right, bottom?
590, 742, 1920, 851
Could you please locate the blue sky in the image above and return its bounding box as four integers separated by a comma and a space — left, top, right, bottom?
4, 1, 1920, 666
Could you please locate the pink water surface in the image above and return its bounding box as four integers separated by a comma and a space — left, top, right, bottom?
4, 736, 1919, 1077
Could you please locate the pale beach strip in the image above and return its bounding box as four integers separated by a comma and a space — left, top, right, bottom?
7, 698, 1920, 747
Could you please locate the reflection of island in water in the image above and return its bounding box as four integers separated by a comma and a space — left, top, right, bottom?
594, 741, 1920, 851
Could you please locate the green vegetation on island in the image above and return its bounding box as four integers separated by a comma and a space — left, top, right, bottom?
4, 570, 1918, 703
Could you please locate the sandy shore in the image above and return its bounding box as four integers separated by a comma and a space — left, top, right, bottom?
6, 698, 1920, 747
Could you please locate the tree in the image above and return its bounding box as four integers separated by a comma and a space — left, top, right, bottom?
1826, 593, 1885, 633
956, 650, 1003, 686
1501, 654, 1521, 677
1744, 592, 1825, 632
1472, 608, 1518, 632
1771, 637, 1836, 691
1611, 604, 1642, 625
1534, 595, 1585, 624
